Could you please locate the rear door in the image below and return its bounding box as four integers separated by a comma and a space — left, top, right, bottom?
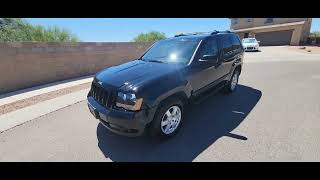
217, 34, 241, 79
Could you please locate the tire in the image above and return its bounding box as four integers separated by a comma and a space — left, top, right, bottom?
223, 69, 240, 94
148, 97, 184, 138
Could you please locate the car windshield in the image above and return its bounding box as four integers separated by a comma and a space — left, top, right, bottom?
141, 38, 201, 65
242, 38, 257, 43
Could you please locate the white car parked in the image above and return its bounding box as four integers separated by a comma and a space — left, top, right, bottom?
242, 38, 260, 51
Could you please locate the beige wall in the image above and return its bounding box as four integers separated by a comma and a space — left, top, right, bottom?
302, 18, 312, 41
231, 18, 310, 30
237, 24, 304, 45
231, 18, 312, 45
0, 42, 152, 94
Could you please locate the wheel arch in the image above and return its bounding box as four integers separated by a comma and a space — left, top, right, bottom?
234, 64, 242, 74
158, 91, 189, 107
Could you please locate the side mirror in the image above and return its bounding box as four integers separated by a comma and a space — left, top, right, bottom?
199, 55, 216, 62
257, 41, 260, 43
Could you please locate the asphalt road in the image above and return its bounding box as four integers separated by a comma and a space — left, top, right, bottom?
1, 47, 320, 161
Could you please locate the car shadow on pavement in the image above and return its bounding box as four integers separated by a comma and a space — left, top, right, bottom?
96, 85, 262, 162
245, 50, 261, 53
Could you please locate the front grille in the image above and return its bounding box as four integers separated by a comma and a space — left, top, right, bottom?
247, 47, 254, 50
91, 81, 114, 108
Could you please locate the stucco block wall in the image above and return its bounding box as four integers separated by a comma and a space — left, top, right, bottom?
0, 42, 152, 94
231, 18, 311, 45
231, 18, 310, 30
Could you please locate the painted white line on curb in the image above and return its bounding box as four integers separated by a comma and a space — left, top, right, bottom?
0, 88, 90, 133
0, 76, 93, 106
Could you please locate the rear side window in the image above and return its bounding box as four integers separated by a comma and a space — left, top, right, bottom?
222, 35, 233, 53
231, 34, 242, 50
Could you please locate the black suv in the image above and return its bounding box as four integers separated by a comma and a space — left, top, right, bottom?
87, 31, 244, 138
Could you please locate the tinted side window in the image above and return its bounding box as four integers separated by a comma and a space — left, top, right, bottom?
222, 35, 233, 53
231, 34, 242, 51
197, 38, 218, 60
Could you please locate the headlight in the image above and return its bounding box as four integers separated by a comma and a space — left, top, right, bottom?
116, 92, 143, 111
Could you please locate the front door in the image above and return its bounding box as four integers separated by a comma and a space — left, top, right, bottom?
188, 37, 221, 93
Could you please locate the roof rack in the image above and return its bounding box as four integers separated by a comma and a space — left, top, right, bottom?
174, 32, 204, 37
174, 33, 190, 37
174, 30, 232, 37
218, 30, 232, 33
210, 30, 219, 35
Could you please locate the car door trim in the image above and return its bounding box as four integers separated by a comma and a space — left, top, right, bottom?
187, 40, 203, 66
193, 72, 230, 96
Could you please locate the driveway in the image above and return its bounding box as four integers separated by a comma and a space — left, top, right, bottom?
1, 47, 320, 161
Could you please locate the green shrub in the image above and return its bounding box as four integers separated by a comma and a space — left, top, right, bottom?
132, 31, 166, 42
310, 31, 320, 38
0, 18, 79, 42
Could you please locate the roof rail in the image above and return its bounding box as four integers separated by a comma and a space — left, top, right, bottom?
210, 30, 219, 35
174, 33, 187, 37
218, 30, 232, 33
174, 31, 208, 37
174, 30, 232, 37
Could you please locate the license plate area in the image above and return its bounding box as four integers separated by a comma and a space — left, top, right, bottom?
88, 103, 99, 119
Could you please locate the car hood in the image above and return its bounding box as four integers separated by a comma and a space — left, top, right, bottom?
95, 60, 184, 91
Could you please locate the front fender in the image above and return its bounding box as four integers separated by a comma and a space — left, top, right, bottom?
140, 78, 192, 109
151, 83, 192, 107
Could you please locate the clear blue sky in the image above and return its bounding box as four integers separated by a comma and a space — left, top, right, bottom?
25, 18, 320, 42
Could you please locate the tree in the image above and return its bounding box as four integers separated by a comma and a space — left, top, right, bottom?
0, 18, 79, 42
310, 31, 320, 38
29, 25, 79, 42
132, 31, 166, 42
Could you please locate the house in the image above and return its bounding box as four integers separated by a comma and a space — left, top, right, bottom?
230, 18, 312, 46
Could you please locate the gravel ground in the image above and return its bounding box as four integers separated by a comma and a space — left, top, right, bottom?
0, 82, 91, 115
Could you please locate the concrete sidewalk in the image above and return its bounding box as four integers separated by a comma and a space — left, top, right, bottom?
0, 89, 90, 133
0, 76, 93, 133
0, 75, 93, 106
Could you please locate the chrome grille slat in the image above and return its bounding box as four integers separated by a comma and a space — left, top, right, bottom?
99, 88, 103, 104
103, 91, 109, 105
97, 87, 101, 102
94, 85, 96, 98
93, 84, 97, 99
91, 81, 112, 108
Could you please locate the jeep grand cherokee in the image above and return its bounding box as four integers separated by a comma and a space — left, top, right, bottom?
87, 30, 244, 138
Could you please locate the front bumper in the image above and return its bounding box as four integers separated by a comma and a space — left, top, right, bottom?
87, 96, 155, 137
244, 46, 259, 51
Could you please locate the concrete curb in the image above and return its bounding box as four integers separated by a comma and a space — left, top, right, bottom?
0, 75, 93, 106
0, 88, 90, 133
